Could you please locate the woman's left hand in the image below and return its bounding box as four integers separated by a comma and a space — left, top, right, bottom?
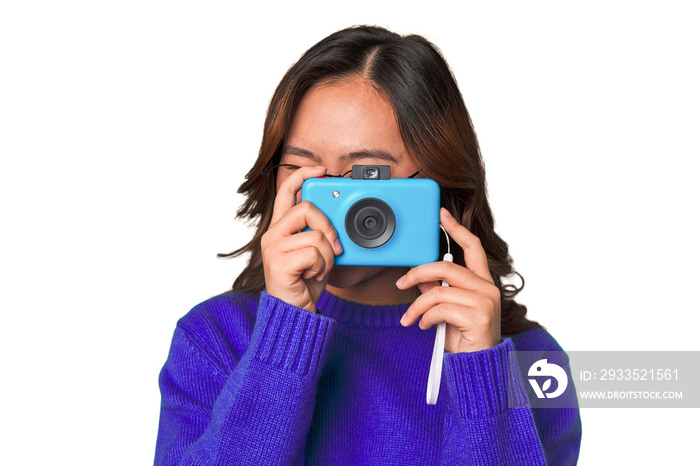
396, 208, 501, 353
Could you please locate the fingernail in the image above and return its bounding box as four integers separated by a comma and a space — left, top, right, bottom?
396, 275, 406, 288
334, 239, 343, 255
441, 207, 452, 219
313, 165, 326, 169
400, 313, 407, 326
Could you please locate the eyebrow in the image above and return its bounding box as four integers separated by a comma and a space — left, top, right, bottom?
281, 145, 398, 163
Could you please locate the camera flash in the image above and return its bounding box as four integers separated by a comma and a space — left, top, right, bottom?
333, 190, 340, 198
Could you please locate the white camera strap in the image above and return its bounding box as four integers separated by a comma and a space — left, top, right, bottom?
426, 226, 452, 405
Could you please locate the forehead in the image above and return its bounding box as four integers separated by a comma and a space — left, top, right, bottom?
284, 79, 409, 163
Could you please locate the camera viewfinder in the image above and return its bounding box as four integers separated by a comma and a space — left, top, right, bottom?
351, 165, 391, 180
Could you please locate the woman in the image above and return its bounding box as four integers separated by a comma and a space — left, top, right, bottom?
155, 25, 581, 465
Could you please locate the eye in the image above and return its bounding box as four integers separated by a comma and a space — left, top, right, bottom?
278, 164, 302, 173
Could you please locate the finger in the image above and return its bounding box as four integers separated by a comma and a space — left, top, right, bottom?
268, 200, 343, 255
416, 281, 440, 295
416, 303, 478, 330
396, 261, 494, 292
401, 286, 492, 327
271, 166, 327, 225
285, 247, 327, 281
440, 208, 493, 284
276, 230, 336, 281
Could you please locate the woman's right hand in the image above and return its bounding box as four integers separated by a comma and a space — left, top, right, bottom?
261, 166, 343, 313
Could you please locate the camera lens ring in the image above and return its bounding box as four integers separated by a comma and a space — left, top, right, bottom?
345, 198, 395, 248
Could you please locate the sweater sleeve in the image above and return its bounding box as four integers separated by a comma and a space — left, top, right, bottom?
154, 292, 336, 466
439, 337, 581, 465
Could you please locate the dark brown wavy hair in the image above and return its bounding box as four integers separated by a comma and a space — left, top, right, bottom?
218, 25, 542, 336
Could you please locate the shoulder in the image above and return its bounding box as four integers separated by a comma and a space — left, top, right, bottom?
508, 326, 564, 352
174, 291, 262, 370
177, 291, 260, 335
507, 326, 571, 367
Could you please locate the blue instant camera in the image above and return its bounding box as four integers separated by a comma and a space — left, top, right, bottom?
301, 165, 440, 267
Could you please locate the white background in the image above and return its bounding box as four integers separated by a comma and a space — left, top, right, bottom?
1, 1, 698, 464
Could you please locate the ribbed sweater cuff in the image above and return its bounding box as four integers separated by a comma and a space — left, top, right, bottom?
248, 292, 336, 380
443, 337, 530, 419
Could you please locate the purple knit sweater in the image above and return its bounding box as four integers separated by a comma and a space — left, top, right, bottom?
155, 291, 581, 465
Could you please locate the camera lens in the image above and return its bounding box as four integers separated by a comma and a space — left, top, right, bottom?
355, 209, 384, 239
363, 216, 377, 230
346, 198, 395, 248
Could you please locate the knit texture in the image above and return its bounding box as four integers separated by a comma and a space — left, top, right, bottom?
155, 291, 581, 465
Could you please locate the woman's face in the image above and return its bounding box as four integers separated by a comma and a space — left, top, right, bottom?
276, 78, 419, 292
